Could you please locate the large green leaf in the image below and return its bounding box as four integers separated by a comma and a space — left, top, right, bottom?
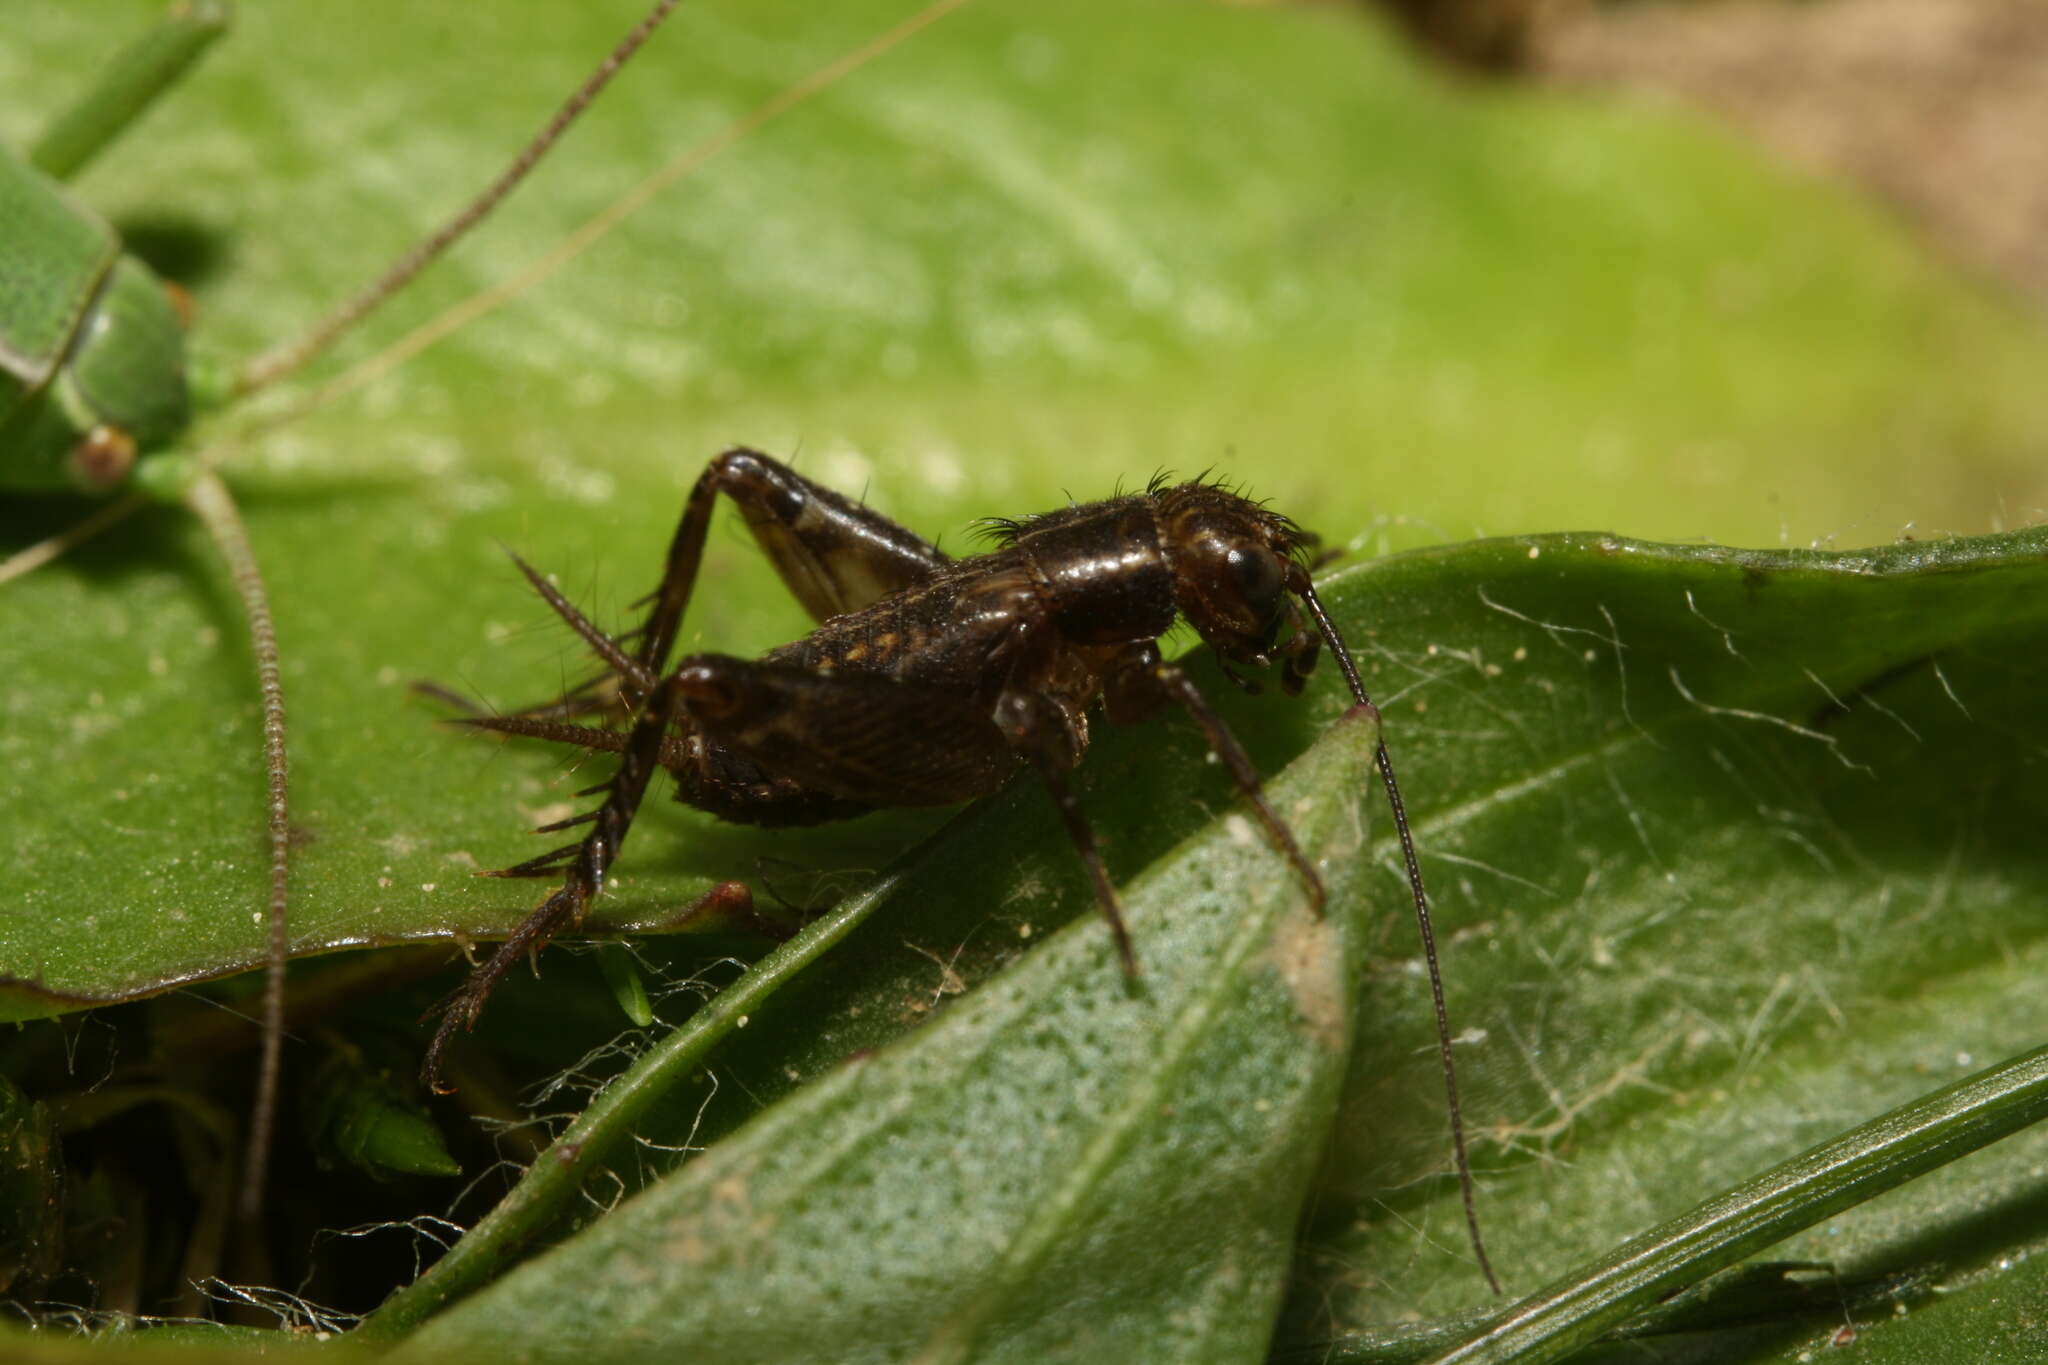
348, 529, 2044, 1363
3, 0, 2043, 1013
392, 701, 1382, 1365
3, 1, 2047, 1359
1274, 533, 2048, 1360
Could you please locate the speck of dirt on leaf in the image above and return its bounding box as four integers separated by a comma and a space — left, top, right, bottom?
527, 801, 576, 827
664, 1232, 710, 1266
711, 1173, 752, 1217
1268, 911, 1346, 1053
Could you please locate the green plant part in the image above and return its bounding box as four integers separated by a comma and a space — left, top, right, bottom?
0, 3, 223, 495
0, 0, 690, 1217
303, 1034, 460, 1182
376, 528, 2048, 1363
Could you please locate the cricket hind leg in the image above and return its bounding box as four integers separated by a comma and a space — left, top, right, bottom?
423, 657, 1000, 1086
635, 448, 953, 678
449, 449, 949, 723
425, 636, 930, 1089
426, 452, 955, 1084
422, 668, 698, 1090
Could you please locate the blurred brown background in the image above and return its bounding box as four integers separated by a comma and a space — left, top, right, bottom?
1374, 0, 2048, 315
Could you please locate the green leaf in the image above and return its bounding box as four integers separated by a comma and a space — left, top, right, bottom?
1281, 532, 2048, 1357
3, 0, 2044, 1015
1417, 1047, 2048, 1364
389, 529, 2048, 1362
395, 711, 1381, 1364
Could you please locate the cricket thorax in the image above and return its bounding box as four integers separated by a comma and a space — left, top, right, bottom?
763, 560, 1045, 696
1003, 496, 1179, 647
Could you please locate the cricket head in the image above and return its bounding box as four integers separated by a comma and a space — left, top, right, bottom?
1153, 480, 1329, 695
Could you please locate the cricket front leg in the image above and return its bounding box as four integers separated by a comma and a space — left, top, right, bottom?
992, 687, 1138, 977
1107, 642, 1326, 911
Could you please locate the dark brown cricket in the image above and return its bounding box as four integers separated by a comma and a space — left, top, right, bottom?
429, 448, 1497, 1289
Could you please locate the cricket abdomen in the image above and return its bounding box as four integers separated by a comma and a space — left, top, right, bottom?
672, 653, 1018, 810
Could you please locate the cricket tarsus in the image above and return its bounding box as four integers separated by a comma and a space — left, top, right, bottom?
431, 448, 1498, 1288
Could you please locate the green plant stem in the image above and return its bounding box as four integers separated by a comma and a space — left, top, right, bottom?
352, 843, 938, 1344
1423, 1044, 2048, 1365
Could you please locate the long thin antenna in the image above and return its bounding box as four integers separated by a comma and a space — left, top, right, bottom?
283, 0, 975, 421
7, 0, 977, 585
1298, 581, 1502, 1296
203, 0, 689, 1222
234, 0, 688, 398
184, 472, 291, 1222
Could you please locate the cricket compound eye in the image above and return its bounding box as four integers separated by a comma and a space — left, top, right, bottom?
1175, 524, 1287, 648
1225, 544, 1285, 623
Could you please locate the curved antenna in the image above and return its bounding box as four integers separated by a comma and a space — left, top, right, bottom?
277, 0, 975, 423
234, 0, 687, 398
182, 471, 291, 1221
1297, 579, 1503, 1296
